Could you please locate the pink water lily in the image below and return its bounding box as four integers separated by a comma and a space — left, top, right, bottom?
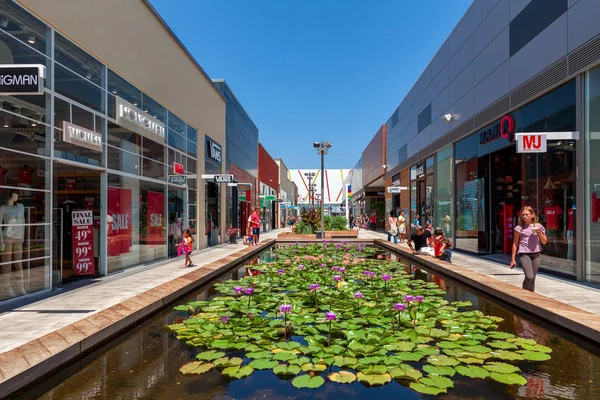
415, 295, 424, 302
297, 265, 305, 271
393, 302, 406, 311
220, 315, 228, 324
279, 304, 292, 313
277, 269, 285, 275
325, 311, 337, 321
354, 292, 363, 299
404, 295, 414, 303
382, 274, 391, 281
309, 283, 320, 292
333, 275, 342, 281
233, 286, 243, 295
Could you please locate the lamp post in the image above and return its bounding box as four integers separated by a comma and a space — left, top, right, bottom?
313, 141, 332, 239
304, 172, 316, 209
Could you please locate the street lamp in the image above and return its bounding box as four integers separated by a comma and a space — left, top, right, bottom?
313, 141, 332, 238
304, 172, 316, 209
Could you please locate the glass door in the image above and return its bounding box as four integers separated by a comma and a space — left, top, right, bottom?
168, 187, 184, 258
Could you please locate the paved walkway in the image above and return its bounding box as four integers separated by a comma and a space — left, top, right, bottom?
359, 229, 600, 316
0, 229, 286, 354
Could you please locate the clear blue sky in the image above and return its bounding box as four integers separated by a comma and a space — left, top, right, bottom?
149, 0, 473, 169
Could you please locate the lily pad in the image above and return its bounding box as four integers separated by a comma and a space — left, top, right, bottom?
356, 372, 392, 387
455, 365, 489, 379
519, 351, 551, 361
427, 355, 460, 366
301, 363, 327, 373
246, 351, 274, 359
395, 352, 423, 362
359, 365, 388, 375
491, 350, 525, 361
487, 341, 518, 350
273, 364, 302, 377
422, 365, 455, 377
222, 365, 254, 379
249, 359, 279, 370
420, 375, 454, 389
213, 357, 243, 368
328, 371, 357, 384
409, 382, 447, 395
489, 372, 528, 385
180, 361, 214, 375
332, 356, 358, 368
389, 365, 423, 381
383, 341, 415, 352
196, 350, 226, 361
292, 374, 325, 389
483, 362, 521, 374
521, 344, 552, 353
273, 352, 299, 361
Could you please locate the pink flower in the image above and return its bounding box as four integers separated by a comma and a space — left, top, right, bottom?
393, 303, 406, 311
333, 275, 342, 281
377, 255, 383, 259
284, 259, 291, 264
382, 274, 391, 281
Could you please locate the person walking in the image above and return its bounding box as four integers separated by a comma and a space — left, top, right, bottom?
355, 213, 362, 231
398, 210, 406, 242
177, 229, 195, 268
387, 211, 399, 244
510, 206, 547, 292
250, 207, 261, 245
369, 213, 377, 230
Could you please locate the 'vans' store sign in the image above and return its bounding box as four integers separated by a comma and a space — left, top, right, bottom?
0, 64, 46, 95
206, 139, 222, 165
115, 96, 165, 143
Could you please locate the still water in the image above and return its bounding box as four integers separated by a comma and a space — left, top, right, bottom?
16, 248, 600, 400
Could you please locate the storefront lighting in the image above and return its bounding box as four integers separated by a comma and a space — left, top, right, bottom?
3, 118, 9, 128
442, 114, 453, 123
27, 32, 35, 44
31, 121, 37, 127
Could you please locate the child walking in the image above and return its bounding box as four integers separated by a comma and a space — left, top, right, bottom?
177, 229, 195, 268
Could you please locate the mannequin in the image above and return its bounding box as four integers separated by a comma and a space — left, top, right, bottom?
0, 192, 26, 298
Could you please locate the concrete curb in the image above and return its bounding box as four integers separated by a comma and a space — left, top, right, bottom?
375, 239, 600, 344
0, 240, 275, 398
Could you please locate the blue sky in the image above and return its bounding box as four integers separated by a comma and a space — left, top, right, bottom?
150, 0, 473, 169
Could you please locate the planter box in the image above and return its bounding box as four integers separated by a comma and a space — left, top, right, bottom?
277, 230, 358, 240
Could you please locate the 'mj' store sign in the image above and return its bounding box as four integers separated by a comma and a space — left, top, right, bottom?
479, 115, 516, 145
0, 64, 46, 95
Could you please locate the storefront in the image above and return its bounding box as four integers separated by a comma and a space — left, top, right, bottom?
454, 80, 577, 278
205, 137, 222, 247
0, 0, 215, 302
409, 158, 434, 230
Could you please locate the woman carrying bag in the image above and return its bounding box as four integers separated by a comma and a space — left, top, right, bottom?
387, 211, 399, 244
510, 206, 547, 292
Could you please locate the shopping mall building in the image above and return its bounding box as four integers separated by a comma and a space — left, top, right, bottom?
0, 0, 230, 302
350, 0, 600, 283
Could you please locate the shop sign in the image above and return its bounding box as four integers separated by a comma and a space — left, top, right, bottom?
238, 184, 252, 191
517, 134, 547, 153
115, 96, 165, 143
415, 162, 424, 177
0, 64, 45, 95
213, 174, 233, 183
206, 139, 222, 164
62, 121, 102, 152
72, 210, 94, 276
147, 191, 164, 245
173, 162, 184, 175
387, 186, 408, 193
168, 175, 186, 184
107, 187, 132, 256
392, 179, 401, 187
479, 115, 515, 145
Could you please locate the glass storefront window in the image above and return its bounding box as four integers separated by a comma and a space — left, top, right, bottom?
107, 146, 139, 175
54, 32, 102, 87
0, 109, 48, 156
167, 111, 186, 135
168, 129, 186, 152
435, 146, 452, 236
454, 134, 482, 252
55, 64, 103, 113
585, 66, 600, 283
142, 93, 166, 124
107, 174, 166, 273
107, 69, 141, 107
0, 1, 47, 55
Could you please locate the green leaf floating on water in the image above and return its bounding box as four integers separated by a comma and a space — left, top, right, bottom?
356, 372, 392, 387
328, 371, 357, 384
487, 341, 518, 350
419, 375, 454, 389
487, 332, 516, 340
507, 337, 537, 346
180, 361, 214, 375
246, 351, 273, 359
409, 382, 447, 395
196, 350, 226, 361
455, 365, 489, 379
222, 365, 254, 380
383, 342, 415, 352
213, 357, 243, 368
301, 363, 327, 373
427, 355, 460, 366
491, 350, 525, 361
249, 359, 278, 370
277, 341, 302, 350
273, 364, 302, 377
394, 352, 423, 362
423, 365, 456, 377
489, 372, 528, 386
273, 352, 298, 361
332, 356, 358, 368
483, 362, 521, 374
359, 365, 388, 375
389, 365, 422, 381
519, 351, 552, 361
521, 344, 552, 354
292, 374, 325, 389
289, 357, 311, 366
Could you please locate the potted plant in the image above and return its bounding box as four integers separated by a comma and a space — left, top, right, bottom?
226, 227, 239, 244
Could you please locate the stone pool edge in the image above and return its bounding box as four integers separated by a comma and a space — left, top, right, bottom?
376, 239, 600, 344
0, 239, 275, 398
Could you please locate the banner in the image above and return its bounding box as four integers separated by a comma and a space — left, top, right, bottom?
503, 203, 514, 254
108, 187, 132, 256
72, 210, 94, 275
147, 191, 165, 245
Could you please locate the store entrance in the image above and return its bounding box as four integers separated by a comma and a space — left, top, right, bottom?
416, 178, 431, 226
52, 162, 102, 284
167, 187, 184, 258
490, 147, 522, 254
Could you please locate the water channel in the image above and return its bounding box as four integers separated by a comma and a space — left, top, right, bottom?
14, 247, 600, 400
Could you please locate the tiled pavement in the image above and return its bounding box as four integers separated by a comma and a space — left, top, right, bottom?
0, 229, 285, 355
358, 229, 600, 316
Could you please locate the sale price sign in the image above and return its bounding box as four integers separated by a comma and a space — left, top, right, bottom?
72, 210, 95, 275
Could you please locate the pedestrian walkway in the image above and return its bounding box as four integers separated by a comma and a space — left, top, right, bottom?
361, 229, 600, 316
0, 229, 285, 355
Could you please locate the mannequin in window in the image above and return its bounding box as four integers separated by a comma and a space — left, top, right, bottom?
0, 192, 26, 298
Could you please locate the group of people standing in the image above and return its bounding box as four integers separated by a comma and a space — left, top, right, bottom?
349, 213, 378, 230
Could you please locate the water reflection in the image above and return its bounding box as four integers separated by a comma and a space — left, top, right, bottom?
19, 249, 600, 400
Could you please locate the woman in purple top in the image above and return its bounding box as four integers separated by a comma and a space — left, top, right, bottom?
510, 206, 548, 292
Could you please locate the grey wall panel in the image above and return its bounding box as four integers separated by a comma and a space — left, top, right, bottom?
411, 65, 432, 104
432, 88, 449, 120
567, 0, 600, 51
429, 64, 449, 103
431, 41, 450, 78
448, 35, 474, 81
449, 62, 474, 105
568, 0, 580, 7
509, 0, 532, 20
473, 60, 510, 113
448, 90, 474, 129
448, 0, 500, 54
509, 13, 568, 89
474, 0, 509, 56
430, 115, 450, 143
407, 125, 431, 157
474, 27, 510, 84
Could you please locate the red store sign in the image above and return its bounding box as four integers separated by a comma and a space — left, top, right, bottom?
107, 187, 132, 257
147, 191, 165, 245
479, 115, 516, 145
72, 210, 95, 275
173, 162, 185, 175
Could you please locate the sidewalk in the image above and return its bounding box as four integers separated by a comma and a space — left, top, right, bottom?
0, 229, 285, 355
359, 229, 600, 316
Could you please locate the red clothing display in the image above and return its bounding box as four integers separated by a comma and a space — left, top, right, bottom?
568, 208, 574, 231
544, 205, 562, 230
18, 167, 33, 185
